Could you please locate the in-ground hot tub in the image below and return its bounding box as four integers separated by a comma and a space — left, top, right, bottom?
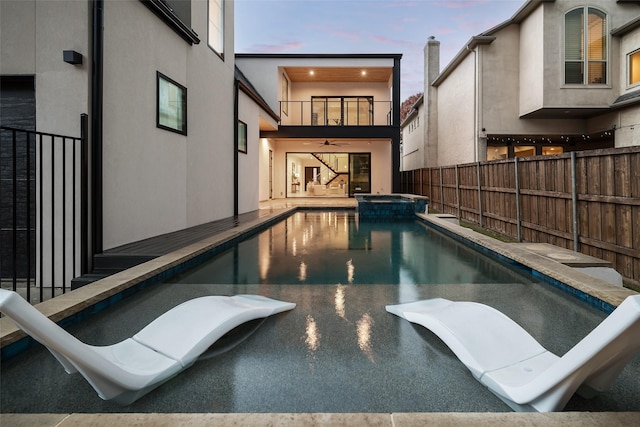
355, 194, 428, 219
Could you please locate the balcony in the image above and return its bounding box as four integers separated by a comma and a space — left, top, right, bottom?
279, 100, 393, 126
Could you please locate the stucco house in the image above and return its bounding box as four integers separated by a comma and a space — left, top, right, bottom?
402, 0, 640, 169
1, 0, 402, 288
236, 54, 402, 200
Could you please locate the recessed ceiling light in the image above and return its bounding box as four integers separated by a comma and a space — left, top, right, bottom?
309, 70, 315, 76
361, 70, 367, 76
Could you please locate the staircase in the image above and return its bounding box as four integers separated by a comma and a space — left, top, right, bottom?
312, 153, 348, 185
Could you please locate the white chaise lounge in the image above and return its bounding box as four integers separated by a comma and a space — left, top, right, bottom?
0, 290, 295, 405
386, 295, 640, 412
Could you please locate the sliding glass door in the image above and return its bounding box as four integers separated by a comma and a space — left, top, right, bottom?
349, 153, 370, 195
312, 96, 373, 126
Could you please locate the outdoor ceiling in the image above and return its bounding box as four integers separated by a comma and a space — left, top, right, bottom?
283, 67, 392, 83
520, 107, 611, 119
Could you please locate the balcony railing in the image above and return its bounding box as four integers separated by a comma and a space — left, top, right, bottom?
279, 101, 393, 126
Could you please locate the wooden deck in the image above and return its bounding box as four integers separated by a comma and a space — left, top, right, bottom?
72, 210, 275, 288
72, 198, 357, 289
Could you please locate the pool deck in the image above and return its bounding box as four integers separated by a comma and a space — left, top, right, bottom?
1, 197, 638, 426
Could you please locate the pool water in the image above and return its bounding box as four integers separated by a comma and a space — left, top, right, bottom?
167, 211, 534, 286
2, 212, 640, 413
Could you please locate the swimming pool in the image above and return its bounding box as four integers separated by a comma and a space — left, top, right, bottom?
166, 211, 534, 286
2, 211, 639, 413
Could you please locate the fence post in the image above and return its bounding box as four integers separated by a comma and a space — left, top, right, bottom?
439, 166, 444, 212
514, 157, 521, 242
477, 162, 483, 227
455, 165, 460, 219
571, 152, 579, 252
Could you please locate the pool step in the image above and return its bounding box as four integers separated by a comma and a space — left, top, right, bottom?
71, 254, 156, 289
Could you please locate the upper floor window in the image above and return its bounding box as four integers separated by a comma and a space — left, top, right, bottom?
630, 50, 640, 87
564, 7, 607, 85
311, 96, 373, 126
208, 0, 224, 55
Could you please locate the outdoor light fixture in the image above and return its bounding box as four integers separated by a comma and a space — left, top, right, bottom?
63, 50, 83, 65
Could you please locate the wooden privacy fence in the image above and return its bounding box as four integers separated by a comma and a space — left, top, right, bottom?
401, 146, 640, 287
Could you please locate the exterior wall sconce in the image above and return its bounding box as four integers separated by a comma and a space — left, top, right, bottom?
63, 50, 83, 65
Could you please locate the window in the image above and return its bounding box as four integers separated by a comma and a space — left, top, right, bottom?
238, 120, 247, 153
565, 7, 607, 85
311, 96, 373, 126
157, 72, 187, 135
630, 50, 640, 86
208, 0, 224, 55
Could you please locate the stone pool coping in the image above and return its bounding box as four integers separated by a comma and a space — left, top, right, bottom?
1, 204, 638, 425
1, 412, 638, 426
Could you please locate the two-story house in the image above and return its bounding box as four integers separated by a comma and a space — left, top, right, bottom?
402, 0, 640, 169
236, 54, 402, 198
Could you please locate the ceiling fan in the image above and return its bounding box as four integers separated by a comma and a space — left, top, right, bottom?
319, 139, 348, 147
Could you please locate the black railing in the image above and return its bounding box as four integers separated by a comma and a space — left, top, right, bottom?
278, 101, 393, 126
0, 115, 89, 303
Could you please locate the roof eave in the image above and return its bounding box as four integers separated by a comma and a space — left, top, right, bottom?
432, 0, 555, 87
432, 36, 496, 87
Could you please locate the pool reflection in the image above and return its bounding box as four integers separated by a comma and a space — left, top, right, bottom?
170, 211, 533, 285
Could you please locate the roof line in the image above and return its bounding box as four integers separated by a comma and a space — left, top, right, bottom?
431, 0, 554, 87
234, 66, 280, 123
235, 53, 402, 60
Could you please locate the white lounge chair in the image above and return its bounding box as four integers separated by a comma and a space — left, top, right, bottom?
386, 295, 640, 412
0, 290, 295, 405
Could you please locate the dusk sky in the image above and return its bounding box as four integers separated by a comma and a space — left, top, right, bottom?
235, 0, 525, 101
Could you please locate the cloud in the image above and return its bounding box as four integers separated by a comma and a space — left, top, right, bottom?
432, 0, 490, 8
248, 41, 305, 53
433, 26, 457, 36
371, 35, 421, 48
329, 30, 362, 43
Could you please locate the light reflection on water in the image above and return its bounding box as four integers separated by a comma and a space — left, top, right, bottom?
170, 211, 534, 285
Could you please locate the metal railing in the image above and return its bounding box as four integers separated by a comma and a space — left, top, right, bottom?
279, 101, 393, 126
0, 115, 89, 303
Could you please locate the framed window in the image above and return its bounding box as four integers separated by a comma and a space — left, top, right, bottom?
157, 72, 187, 135
238, 120, 247, 153
564, 7, 607, 85
208, 0, 224, 56
311, 96, 373, 126
281, 74, 289, 116
630, 50, 640, 86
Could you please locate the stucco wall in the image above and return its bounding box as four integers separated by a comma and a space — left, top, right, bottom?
0, 0, 90, 136
541, 0, 637, 109
101, 0, 236, 249
238, 91, 261, 212
620, 27, 640, 95
437, 54, 476, 166
481, 25, 521, 134
616, 23, 640, 147
519, 5, 544, 115
259, 138, 275, 201
401, 109, 423, 171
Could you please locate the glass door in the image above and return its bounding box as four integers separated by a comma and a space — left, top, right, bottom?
349, 153, 371, 196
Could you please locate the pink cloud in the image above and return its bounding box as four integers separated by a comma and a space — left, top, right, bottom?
249, 41, 305, 53
434, 27, 457, 36
330, 30, 362, 43
372, 35, 421, 49
433, 0, 490, 8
